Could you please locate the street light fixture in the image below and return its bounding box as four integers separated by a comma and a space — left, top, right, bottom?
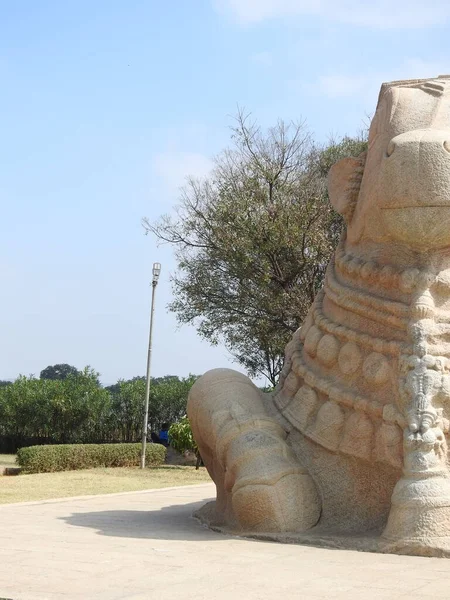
140, 262, 161, 469
152, 262, 161, 281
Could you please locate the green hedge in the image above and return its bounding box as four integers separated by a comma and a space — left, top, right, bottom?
16, 443, 167, 474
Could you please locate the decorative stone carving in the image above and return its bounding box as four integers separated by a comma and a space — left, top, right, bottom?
283, 385, 320, 433
363, 353, 390, 386
187, 76, 450, 557
340, 411, 374, 461
375, 422, 403, 469
338, 342, 362, 375
282, 370, 301, 399
304, 325, 322, 357
316, 334, 340, 366
307, 400, 345, 451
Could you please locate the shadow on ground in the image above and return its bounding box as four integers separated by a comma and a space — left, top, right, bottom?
60, 498, 234, 542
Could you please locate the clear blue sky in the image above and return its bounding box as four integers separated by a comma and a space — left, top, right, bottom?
2, 1, 450, 384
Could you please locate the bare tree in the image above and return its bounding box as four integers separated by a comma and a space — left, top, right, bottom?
144, 112, 367, 385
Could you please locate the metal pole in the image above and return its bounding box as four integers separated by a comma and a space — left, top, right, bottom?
140, 278, 158, 469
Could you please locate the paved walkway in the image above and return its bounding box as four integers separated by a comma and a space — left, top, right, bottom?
1, 483, 450, 600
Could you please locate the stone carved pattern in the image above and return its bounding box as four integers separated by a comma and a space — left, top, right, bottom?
311, 290, 409, 356
334, 238, 439, 294
325, 259, 408, 329
276, 248, 450, 469
276, 343, 405, 469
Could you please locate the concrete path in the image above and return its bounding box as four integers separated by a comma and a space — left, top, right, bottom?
1, 483, 450, 600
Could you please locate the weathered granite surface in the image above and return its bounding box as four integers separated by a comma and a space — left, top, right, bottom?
188, 76, 450, 557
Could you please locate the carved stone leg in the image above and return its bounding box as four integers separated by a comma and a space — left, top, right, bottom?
381, 427, 450, 555
187, 368, 321, 532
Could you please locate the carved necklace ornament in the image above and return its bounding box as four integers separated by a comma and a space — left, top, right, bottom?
335, 237, 440, 294
277, 240, 450, 451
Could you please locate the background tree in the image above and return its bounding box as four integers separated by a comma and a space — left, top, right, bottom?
107, 374, 199, 437
40, 363, 80, 381
0, 367, 111, 451
149, 375, 198, 432
109, 377, 146, 442
0, 368, 198, 452
145, 112, 367, 385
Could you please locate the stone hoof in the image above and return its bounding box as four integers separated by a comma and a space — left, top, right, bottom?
231, 470, 320, 533
381, 468, 450, 556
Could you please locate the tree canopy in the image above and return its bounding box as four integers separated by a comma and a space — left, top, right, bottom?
0, 367, 198, 452
108, 374, 197, 442
40, 363, 80, 381
145, 112, 367, 385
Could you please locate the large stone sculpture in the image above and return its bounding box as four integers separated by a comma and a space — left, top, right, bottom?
188, 76, 450, 557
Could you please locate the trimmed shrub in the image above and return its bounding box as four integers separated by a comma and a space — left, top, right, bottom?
16, 442, 166, 474
168, 417, 197, 454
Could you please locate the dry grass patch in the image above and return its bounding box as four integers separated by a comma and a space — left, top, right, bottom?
0, 465, 211, 504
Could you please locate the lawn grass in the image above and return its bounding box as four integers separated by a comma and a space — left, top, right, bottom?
0, 465, 211, 504
0, 454, 17, 467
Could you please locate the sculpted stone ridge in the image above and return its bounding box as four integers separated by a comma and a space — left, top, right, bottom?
187, 76, 450, 557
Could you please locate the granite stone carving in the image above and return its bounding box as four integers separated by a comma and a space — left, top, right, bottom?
188, 76, 450, 556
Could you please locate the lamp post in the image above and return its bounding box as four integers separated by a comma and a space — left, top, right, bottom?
140, 262, 161, 469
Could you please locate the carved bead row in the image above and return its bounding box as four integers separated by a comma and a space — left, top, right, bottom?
326, 263, 408, 325
291, 350, 386, 420
279, 356, 448, 436
300, 318, 395, 391
277, 381, 403, 469
399, 352, 450, 373
280, 349, 408, 429
306, 291, 409, 356
335, 240, 436, 293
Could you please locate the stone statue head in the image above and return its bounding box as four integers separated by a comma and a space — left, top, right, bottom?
329, 76, 450, 250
